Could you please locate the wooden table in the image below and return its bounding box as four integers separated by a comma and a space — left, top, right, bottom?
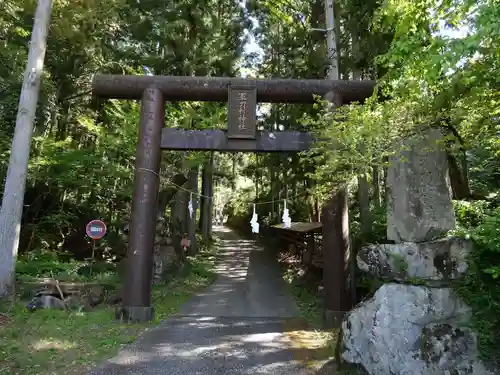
270, 222, 323, 267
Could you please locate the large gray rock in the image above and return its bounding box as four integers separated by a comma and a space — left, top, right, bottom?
341, 283, 495, 375
387, 128, 456, 243
357, 237, 471, 284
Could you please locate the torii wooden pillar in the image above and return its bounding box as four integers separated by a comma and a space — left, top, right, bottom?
92, 74, 375, 322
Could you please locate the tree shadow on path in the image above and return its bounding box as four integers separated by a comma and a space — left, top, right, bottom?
89, 227, 337, 375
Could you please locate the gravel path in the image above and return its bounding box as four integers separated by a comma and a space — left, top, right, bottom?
88, 226, 311, 375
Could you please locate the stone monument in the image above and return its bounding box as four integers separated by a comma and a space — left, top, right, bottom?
340, 128, 496, 375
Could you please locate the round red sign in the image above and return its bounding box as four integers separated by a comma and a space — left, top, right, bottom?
86, 220, 107, 240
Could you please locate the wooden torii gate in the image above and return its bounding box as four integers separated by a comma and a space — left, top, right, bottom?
92, 74, 375, 322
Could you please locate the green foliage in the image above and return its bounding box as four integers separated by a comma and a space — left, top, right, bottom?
369, 205, 388, 243
282, 265, 324, 327
303, 0, 500, 196
16, 256, 79, 279
350, 201, 387, 245
454, 199, 491, 229
15, 256, 119, 284
0, 0, 247, 262
306, 98, 403, 194
2, 239, 219, 375
452, 200, 500, 365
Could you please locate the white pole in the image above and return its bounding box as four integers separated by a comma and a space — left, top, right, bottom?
0, 0, 53, 296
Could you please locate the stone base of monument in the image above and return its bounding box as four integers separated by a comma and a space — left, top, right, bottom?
115, 306, 154, 323
339, 283, 496, 375
357, 237, 472, 286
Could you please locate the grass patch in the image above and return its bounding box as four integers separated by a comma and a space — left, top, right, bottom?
282, 265, 365, 375
15, 253, 122, 284
280, 260, 339, 372
0, 238, 219, 375
283, 268, 324, 327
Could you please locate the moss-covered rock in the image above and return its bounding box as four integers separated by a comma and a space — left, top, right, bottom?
357, 237, 471, 285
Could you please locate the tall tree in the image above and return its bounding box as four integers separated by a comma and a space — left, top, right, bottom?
0, 0, 52, 296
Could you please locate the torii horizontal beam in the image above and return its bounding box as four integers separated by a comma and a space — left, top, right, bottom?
92, 75, 375, 104
161, 129, 313, 152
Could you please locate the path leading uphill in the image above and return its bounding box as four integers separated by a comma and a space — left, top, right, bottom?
88, 226, 314, 375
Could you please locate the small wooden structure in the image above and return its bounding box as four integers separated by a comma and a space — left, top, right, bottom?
271, 222, 323, 267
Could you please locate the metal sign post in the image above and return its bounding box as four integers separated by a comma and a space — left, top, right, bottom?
86, 220, 107, 266
86, 219, 107, 240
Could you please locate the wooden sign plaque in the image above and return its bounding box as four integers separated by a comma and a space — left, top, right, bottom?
227, 86, 257, 139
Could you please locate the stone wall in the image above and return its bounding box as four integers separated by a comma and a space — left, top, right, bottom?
340, 128, 496, 375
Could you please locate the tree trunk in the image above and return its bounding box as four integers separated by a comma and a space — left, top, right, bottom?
448, 153, 471, 199
253, 154, 259, 198
198, 175, 205, 231
324, 0, 339, 80
232, 154, 236, 190
322, 187, 352, 326
173, 154, 189, 238
201, 152, 214, 240
270, 166, 276, 221
461, 152, 471, 196
314, 197, 320, 222
173, 189, 188, 235
372, 165, 381, 207
0, 0, 53, 297
255, 171, 259, 198
322, 0, 355, 324
358, 174, 372, 238
186, 167, 199, 254
159, 174, 188, 215
352, 20, 372, 238
383, 156, 389, 205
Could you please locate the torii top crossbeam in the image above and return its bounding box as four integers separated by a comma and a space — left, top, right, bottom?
92, 74, 376, 104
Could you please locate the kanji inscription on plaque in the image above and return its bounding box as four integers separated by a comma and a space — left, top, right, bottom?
227, 86, 257, 139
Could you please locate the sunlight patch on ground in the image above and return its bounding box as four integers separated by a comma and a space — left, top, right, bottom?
278, 252, 341, 371
241, 332, 283, 342
32, 338, 78, 351
110, 350, 156, 365
283, 327, 338, 369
